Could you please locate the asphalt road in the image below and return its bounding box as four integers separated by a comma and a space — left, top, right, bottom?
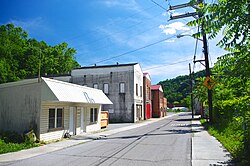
3, 112, 192, 166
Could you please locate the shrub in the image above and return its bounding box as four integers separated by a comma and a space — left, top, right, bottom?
0, 131, 39, 154
0, 131, 24, 143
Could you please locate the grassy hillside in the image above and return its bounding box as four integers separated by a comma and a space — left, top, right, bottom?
159, 70, 205, 106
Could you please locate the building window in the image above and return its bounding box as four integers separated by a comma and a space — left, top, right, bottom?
49, 108, 63, 130
57, 108, 63, 128
104, 83, 109, 94
136, 84, 138, 96
93, 83, 98, 89
90, 108, 98, 123
140, 86, 142, 97
119, 82, 125, 93
49, 109, 55, 129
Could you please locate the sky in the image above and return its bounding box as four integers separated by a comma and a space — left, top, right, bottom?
0, 0, 226, 84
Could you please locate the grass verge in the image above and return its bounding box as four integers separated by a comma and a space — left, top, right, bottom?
200, 119, 249, 165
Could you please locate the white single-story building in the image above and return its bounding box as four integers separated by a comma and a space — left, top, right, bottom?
0, 77, 112, 141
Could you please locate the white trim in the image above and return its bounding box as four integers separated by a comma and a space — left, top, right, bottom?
49, 108, 63, 129
143, 73, 151, 81
119, 82, 125, 93
69, 107, 76, 135
80, 107, 85, 133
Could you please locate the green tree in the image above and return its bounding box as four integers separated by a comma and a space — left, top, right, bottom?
0, 24, 28, 83
0, 24, 80, 84
188, 0, 250, 162
188, 0, 249, 51
159, 70, 205, 105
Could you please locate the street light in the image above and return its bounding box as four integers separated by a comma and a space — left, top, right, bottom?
176, 34, 203, 41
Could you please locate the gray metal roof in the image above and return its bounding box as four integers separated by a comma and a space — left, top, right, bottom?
78, 63, 138, 69
42, 77, 112, 104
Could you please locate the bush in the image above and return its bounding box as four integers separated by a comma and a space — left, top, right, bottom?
0, 131, 39, 154
0, 131, 24, 143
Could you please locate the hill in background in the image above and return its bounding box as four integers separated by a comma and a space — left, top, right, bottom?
158, 70, 205, 107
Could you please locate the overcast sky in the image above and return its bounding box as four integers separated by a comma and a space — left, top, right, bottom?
0, 0, 226, 84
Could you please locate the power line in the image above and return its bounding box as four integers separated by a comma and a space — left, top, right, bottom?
166, 0, 173, 14
66, 0, 166, 43
150, 0, 167, 11
90, 38, 170, 65
144, 58, 193, 71
87, 27, 197, 66
76, 23, 163, 56
72, 10, 164, 50
193, 26, 200, 64
166, 0, 172, 9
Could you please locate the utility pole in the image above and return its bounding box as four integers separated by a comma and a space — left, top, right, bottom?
201, 22, 213, 123
38, 49, 41, 83
169, 0, 213, 123
189, 63, 194, 119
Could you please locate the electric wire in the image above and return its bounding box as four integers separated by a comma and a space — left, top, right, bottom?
86, 27, 197, 66
89, 37, 170, 65
150, 0, 167, 11
144, 59, 193, 71
73, 10, 165, 53
166, 0, 173, 16
166, 0, 172, 10
77, 24, 160, 55
193, 26, 200, 73
69, 0, 200, 71
66, 0, 166, 43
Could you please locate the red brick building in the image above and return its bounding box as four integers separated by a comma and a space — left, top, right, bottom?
151, 85, 165, 118
143, 73, 152, 120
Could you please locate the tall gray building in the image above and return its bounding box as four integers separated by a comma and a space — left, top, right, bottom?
71, 63, 144, 123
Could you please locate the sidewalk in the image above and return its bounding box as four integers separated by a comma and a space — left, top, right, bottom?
191, 115, 233, 166
0, 113, 177, 162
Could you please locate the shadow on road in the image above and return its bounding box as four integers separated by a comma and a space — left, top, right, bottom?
174, 123, 204, 128
163, 129, 199, 134
178, 113, 192, 116
99, 129, 200, 141
175, 117, 199, 122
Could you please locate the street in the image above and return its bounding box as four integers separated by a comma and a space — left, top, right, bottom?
2, 113, 192, 166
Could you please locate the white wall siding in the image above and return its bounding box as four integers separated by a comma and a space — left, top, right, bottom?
76, 107, 81, 135
40, 102, 70, 141
40, 102, 102, 141
40, 130, 67, 142
86, 106, 101, 132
